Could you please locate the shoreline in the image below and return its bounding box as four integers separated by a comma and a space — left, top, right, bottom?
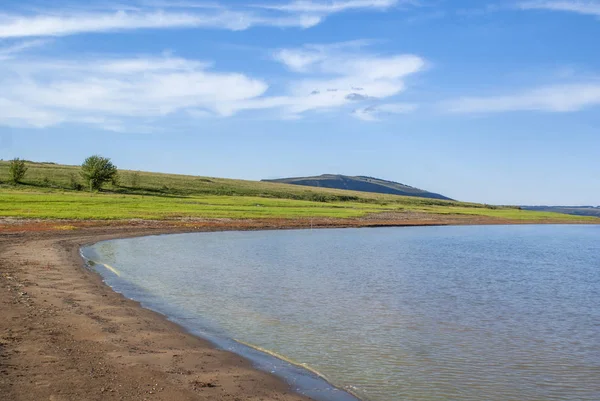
80, 239, 360, 401
2, 217, 599, 400
1, 225, 321, 401
2, 212, 598, 234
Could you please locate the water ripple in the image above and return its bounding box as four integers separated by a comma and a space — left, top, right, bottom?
85, 226, 600, 401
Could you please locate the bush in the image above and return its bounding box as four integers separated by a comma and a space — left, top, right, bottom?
110, 172, 121, 187
130, 171, 140, 187
69, 173, 84, 191
81, 155, 118, 192
8, 158, 28, 184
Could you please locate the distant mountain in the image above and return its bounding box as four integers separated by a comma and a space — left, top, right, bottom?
522, 206, 600, 218
263, 174, 453, 201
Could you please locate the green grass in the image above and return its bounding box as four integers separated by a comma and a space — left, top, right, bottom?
0, 161, 470, 205
413, 205, 593, 221
0, 191, 382, 219
0, 161, 594, 222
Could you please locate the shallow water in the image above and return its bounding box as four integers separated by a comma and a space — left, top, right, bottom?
83, 225, 600, 401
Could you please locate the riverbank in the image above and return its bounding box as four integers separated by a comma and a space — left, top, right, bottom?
1, 216, 598, 400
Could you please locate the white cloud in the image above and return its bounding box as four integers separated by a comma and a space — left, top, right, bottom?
275, 43, 424, 78
273, 40, 372, 71
0, 40, 425, 129
0, 8, 321, 38
0, 99, 64, 128
0, 55, 268, 128
274, 44, 425, 112
262, 43, 424, 118
274, 49, 325, 72
0, 39, 49, 60
445, 83, 600, 113
0, 0, 412, 39
519, 1, 600, 17
257, 0, 401, 13
353, 102, 417, 121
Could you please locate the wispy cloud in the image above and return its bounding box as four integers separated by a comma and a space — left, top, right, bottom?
256, 0, 403, 13
0, 0, 411, 39
233, 42, 425, 119
0, 98, 65, 128
519, 1, 600, 17
0, 39, 425, 129
272, 40, 371, 71
0, 55, 268, 129
445, 83, 600, 114
0, 39, 49, 60
353, 103, 417, 121
0, 7, 321, 38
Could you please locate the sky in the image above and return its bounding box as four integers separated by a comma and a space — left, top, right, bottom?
0, 0, 599, 205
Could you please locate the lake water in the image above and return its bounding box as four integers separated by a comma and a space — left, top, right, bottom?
82, 225, 600, 401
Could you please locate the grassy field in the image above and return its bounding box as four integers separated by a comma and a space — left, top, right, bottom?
0, 160, 595, 222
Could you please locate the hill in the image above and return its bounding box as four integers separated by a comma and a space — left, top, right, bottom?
263, 174, 452, 200
0, 161, 452, 204
0, 160, 594, 223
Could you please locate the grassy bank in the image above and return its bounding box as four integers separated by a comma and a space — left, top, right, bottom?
0, 161, 594, 222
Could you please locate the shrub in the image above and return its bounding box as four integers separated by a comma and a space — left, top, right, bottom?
69, 173, 84, 191
81, 155, 118, 192
110, 172, 121, 187
130, 171, 140, 187
8, 158, 28, 184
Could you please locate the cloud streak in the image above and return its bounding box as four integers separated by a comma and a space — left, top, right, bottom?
519, 1, 600, 17
0, 9, 321, 38
0, 0, 412, 39
353, 103, 417, 121
256, 0, 401, 13
445, 83, 600, 113
234, 42, 425, 119
0, 39, 425, 129
0, 55, 268, 129
0, 39, 49, 60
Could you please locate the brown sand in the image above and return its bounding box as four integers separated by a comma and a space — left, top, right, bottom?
1, 215, 597, 400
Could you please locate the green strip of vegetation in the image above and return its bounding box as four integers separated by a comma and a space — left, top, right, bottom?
0, 160, 593, 221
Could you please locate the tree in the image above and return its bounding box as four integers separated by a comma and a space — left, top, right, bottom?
8, 158, 28, 184
81, 155, 118, 192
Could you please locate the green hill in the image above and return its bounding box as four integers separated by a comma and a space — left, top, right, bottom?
0, 161, 453, 204
263, 174, 452, 200
0, 160, 593, 222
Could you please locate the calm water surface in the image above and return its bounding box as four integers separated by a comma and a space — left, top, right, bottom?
83, 225, 600, 401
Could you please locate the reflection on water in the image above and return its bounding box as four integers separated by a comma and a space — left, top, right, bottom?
84, 225, 600, 401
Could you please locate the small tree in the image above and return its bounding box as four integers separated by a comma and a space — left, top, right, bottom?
8, 158, 28, 184
81, 155, 118, 192
130, 171, 140, 188
110, 172, 121, 187
69, 172, 83, 191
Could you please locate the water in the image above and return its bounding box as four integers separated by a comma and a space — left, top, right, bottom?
82, 225, 600, 401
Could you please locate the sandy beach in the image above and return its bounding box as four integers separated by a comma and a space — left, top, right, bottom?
1, 215, 597, 400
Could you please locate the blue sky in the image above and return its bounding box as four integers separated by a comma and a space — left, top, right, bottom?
1, 0, 599, 205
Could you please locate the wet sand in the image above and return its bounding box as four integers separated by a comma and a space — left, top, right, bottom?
1, 215, 597, 400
